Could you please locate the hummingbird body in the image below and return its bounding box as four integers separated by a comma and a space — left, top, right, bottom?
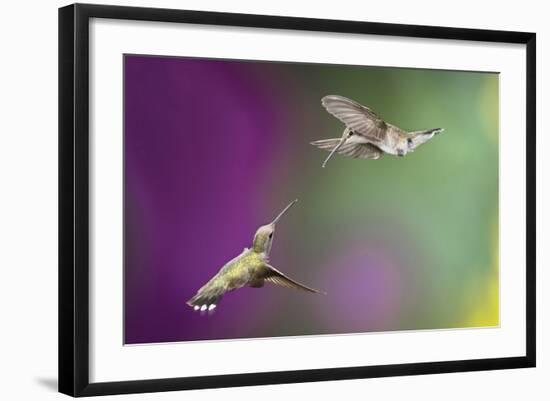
311, 95, 444, 167
187, 200, 322, 312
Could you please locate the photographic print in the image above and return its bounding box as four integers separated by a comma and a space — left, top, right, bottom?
123, 54, 499, 345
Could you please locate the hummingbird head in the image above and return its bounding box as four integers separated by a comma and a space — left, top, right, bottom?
404, 128, 444, 154
252, 199, 298, 254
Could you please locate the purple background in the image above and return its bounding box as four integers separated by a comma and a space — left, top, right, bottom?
124, 55, 499, 344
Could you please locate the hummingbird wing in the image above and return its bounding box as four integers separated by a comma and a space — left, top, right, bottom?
310, 138, 382, 160
322, 95, 388, 144
263, 264, 324, 294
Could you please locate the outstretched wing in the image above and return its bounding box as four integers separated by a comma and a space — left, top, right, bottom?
263, 264, 324, 294
322, 95, 388, 144
311, 138, 383, 160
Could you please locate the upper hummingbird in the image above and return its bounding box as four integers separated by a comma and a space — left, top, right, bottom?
311, 95, 444, 168
187, 199, 323, 312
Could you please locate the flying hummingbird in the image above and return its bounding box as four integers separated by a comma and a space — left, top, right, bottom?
311, 95, 444, 168
187, 199, 323, 312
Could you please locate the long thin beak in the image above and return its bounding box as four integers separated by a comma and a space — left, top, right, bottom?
422, 128, 444, 137
322, 128, 350, 168
271, 199, 298, 225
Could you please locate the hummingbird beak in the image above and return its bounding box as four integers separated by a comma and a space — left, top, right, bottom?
271, 199, 298, 225
322, 128, 351, 168
409, 128, 444, 149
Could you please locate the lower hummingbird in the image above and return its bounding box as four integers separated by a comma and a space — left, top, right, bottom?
311, 95, 444, 168
187, 199, 323, 312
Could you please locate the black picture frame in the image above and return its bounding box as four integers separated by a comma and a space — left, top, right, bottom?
59, 3, 536, 397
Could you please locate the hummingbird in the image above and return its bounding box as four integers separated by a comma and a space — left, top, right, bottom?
311, 95, 444, 168
187, 199, 323, 312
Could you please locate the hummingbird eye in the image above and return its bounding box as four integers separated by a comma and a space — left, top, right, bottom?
268, 232, 273, 239
407, 138, 413, 147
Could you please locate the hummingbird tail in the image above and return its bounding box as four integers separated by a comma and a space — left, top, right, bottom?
187, 287, 224, 312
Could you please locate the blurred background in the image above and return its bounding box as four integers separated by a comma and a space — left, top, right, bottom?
124, 54, 499, 344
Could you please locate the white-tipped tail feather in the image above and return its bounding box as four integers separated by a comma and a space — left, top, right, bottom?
187, 284, 224, 312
